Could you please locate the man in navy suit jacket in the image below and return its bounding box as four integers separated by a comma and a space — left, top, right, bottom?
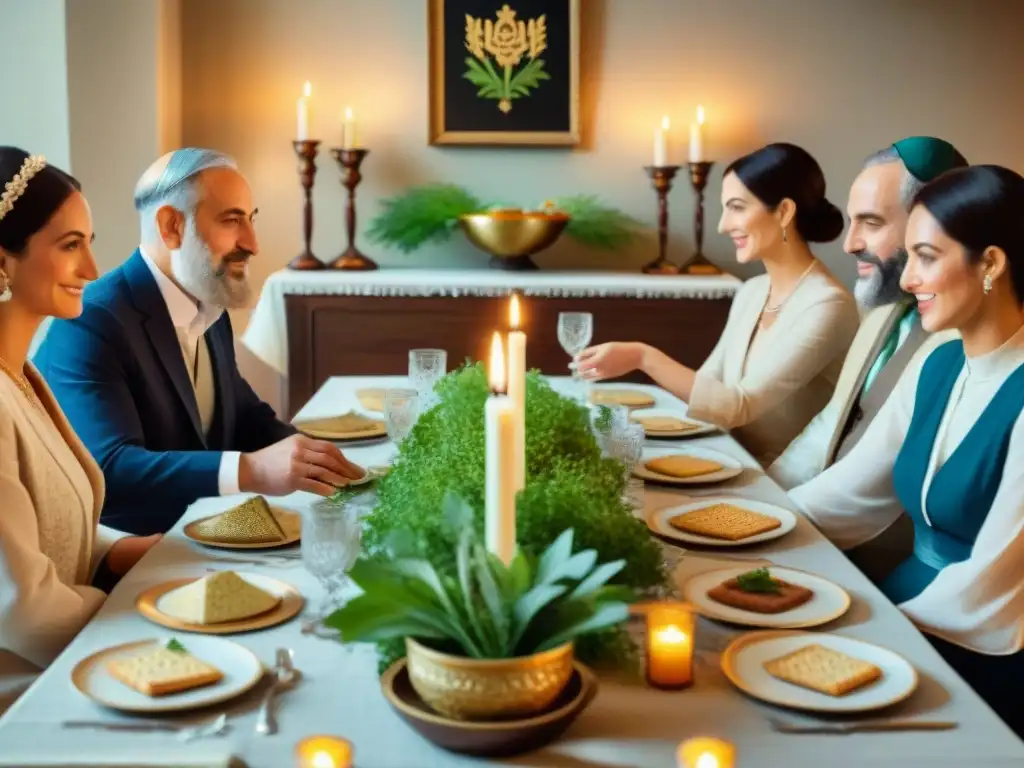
36, 149, 362, 535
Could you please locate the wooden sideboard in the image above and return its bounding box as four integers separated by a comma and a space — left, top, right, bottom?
241, 270, 741, 417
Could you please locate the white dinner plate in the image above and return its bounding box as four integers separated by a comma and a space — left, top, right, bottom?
682, 565, 851, 628
647, 497, 797, 547
721, 630, 919, 714
71, 636, 264, 714
630, 409, 719, 439
632, 445, 744, 486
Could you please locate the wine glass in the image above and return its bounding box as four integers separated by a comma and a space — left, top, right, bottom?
558, 312, 593, 399
301, 499, 364, 636
384, 388, 419, 449
409, 348, 447, 408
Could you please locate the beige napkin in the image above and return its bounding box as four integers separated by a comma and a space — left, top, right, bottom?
356, 388, 386, 412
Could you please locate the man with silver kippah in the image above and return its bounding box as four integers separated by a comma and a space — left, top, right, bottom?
769, 136, 967, 582
36, 148, 364, 535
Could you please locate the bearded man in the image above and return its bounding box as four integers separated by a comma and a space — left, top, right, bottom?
769, 136, 966, 580
36, 149, 362, 535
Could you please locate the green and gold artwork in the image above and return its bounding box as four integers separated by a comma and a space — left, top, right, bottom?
464, 5, 550, 113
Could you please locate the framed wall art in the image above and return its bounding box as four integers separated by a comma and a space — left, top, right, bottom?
428, 0, 581, 146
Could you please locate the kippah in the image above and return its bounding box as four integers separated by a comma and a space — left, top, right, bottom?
892, 137, 968, 183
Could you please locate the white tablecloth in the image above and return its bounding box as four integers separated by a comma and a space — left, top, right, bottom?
240, 270, 741, 376
0, 378, 1021, 768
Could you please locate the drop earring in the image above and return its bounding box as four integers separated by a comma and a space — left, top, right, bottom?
983, 274, 993, 295
782, 227, 788, 243
0, 270, 11, 303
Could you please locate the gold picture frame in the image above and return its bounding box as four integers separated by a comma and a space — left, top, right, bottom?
428, 0, 581, 146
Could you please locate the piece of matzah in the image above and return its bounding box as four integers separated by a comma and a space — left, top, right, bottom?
668, 503, 781, 540
645, 455, 723, 479
192, 496, 286, 543
764, 643, 883, 696
591, 389, 656, 408
107, 646, 224, 697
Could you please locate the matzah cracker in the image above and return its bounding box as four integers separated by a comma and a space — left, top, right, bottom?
297, 411, 380, 434
668, 503, 781, 540
591, 388, 656, 408
107, 646, 223, 697
192, 496, 286, 543
634, 415, 699, 433
764, 643, 883, 696
645, 455, 723, 479
356, 388, 385, 412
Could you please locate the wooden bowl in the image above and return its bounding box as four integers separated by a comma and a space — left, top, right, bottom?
405, 638, 574, 721
381, 658, 597, 757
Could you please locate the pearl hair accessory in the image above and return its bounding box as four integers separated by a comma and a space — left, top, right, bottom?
0, 155, 47, 222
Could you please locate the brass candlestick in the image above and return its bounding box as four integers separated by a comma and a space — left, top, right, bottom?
329, 148, 377, 270
683, 161, 722, 275
288, 140, 324, 270
642, 165, 683, 274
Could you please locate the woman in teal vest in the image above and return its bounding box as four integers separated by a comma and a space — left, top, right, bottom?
790, 165, 1024, 737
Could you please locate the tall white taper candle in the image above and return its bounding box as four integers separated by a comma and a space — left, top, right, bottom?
485, 332, 517, 565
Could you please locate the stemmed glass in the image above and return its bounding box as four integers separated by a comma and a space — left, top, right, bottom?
604, 422, 646, 511
409, 348, 447, 409
385, 388, 419, 441
301, 498, 364, 636
589, 403, 629, 452
557, 312, 593, 400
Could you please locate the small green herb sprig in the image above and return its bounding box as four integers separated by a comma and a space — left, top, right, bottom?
735, 568, 781, 594
166, 638, 187, 653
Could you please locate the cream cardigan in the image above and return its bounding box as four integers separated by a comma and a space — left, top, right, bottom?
687, 268, 860, 466
0, 363, 124, 712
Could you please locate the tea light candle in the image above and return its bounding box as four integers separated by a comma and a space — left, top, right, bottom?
645, 602, 695, 689
689, 105, 705, 162
295, 735, 353, 768
677, 737, 736, 768
654, 115, 670, 166
507, 294, 526, 493
485, 332, 517, 565
296, 81, 313, 140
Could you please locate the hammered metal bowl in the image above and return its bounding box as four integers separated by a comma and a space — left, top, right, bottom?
404, 638, 575, 721
458, 209, 570, 270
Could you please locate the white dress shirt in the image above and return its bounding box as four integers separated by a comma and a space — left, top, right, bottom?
790, 324, 1024, 655
139, 248, 240, 495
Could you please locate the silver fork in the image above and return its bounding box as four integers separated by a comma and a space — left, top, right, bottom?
255, 648, 299, 735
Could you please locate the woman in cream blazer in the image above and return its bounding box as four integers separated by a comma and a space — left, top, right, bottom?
0, 147, 159, 713
578, 143, 859, 466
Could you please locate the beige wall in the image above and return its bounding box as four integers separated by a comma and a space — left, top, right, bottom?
0, 0, 71, 170
66, 0, 181, 273
180, 0, 1024, 296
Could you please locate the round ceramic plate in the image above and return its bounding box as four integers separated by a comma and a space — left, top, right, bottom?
721, 630, 919, 714
631, 409, 719, 439
71, 636, 264, 714
294, 417, 387, 441
136, 572, 304, 634
682, 565, 851, 628
183, 506, 304, 550
647, 497, 797, 547
632, 445, 744, 485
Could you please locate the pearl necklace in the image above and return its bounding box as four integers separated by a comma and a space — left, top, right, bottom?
763, 260, 819, 315
0, 355, 44, 413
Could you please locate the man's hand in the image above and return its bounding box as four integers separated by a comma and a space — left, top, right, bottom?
106, 534, 163, 576
238, 434, 365, 497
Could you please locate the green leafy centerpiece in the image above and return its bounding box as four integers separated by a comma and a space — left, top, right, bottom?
366, 184, 643, 270
329, 502, 631, 721
349, 363, 666, 674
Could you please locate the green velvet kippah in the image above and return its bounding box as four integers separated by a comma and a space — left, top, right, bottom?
892, 136, 968, 183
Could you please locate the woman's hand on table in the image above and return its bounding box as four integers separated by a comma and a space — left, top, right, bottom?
576, 342, 648, 381
239, 434, 365, 497
105, 534, 163, 576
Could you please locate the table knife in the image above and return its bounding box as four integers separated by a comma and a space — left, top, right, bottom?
62, 720, 183, 733
770, 718, 958, 734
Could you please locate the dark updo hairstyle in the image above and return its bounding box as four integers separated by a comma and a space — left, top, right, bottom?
725, 142, 844, 243
912, 165, 1024, 304
0, 146, 81, 257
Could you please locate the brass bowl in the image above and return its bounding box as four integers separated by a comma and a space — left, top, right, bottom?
458, 209, 570, 271
405, 638, 575, 721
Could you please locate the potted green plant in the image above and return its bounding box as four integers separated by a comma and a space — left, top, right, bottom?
326, 494, 633, 721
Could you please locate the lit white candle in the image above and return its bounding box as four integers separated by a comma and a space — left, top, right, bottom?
297, 81, 313, 140
507, 295, 526, 493
341, 106, 357, 149
653, 115, 670, 166
677, 737, 735, 768
485, 332, 517, 565
689, 105, 705, 162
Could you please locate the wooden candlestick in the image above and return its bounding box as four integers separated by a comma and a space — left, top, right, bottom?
683, 161, 722, 275
329, 148, 377, 270
642, 165, 682, 274
288, 140, 324, 271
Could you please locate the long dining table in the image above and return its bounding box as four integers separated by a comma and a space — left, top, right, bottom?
0, 376, 1022, 768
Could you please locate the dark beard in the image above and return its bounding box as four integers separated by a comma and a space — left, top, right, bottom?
853, 248, 910, 308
